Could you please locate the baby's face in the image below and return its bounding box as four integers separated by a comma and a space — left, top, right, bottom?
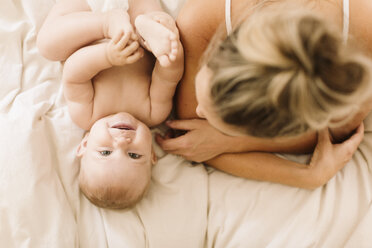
79, 112, 154, 193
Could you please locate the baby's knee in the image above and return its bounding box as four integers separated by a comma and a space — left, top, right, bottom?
36, 29, 61, 61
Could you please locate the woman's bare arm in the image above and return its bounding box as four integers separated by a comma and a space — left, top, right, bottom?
156, 119, 316, 162
206, 124, 364, 189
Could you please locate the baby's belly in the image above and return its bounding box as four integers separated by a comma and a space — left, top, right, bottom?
97, 53, 153, 82
92, 57, 153, 119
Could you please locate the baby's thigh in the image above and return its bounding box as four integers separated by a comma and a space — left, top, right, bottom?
48, 0, 91, 18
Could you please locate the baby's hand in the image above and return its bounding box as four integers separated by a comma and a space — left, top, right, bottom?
106, 31, 144, 66
104, 9, 138, 41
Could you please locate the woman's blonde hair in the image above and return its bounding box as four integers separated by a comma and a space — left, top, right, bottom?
205, 3, 372, 137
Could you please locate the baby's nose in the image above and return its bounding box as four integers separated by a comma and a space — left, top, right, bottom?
116, 136, 132, 146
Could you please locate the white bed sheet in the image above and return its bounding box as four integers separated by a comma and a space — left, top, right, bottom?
0, 0, 206, 247
0, 0, 371, 247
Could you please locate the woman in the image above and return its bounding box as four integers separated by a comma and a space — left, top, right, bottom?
156, 0, 372, 188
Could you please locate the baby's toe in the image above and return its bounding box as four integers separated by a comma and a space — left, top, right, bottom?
158, 55, 171, 67
169, 32, 177, 40
169, 46, 178, 61
169, 53, 176, 61
171, 39, 178, 49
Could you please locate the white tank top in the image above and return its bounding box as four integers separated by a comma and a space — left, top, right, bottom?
224, 0, 350, 42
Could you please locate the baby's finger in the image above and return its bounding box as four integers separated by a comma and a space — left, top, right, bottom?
117, 31, 131, 49
131, 32, 138, 41
125, 48, 144, 64
123, 24, 134, 34
112, 30, 124, 44
121, 40, 140, 56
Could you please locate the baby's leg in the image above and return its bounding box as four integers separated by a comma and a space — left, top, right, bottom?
37, 0, 104, 61
134, 12, 178, 67
37, 0, 135, 61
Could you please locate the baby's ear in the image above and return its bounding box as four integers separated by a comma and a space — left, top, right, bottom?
76, 133, 89, 157
151, 147, 157, 165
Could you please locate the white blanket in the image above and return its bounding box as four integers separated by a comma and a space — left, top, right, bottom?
0, 0, 371, 247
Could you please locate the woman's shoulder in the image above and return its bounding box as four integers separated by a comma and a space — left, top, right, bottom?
176, 0, 252, 51
350, 0, 372, 54
177, 0, 225, 36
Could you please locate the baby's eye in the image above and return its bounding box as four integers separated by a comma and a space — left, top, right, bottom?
128, 152, 142, 159
100, 150, 112, 156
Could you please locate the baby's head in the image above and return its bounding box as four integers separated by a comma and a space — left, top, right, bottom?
76, 112, 156, 209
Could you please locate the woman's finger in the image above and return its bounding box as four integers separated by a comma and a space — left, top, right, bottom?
155, 133, 188, 151
166, 119, 204, 131
316, 128, 332, 147
335, 122, 364, 157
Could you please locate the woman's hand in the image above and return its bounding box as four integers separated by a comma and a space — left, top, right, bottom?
155, 119, 234, 162
307, 123, 364, 188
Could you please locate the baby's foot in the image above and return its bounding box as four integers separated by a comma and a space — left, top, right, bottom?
135, 13, 178, 67
103, 9, 137, 41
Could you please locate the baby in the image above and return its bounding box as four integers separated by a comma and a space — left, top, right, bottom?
37, 0, 184, 209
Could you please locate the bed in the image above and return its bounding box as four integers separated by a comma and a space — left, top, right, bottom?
1, 0, 371, 247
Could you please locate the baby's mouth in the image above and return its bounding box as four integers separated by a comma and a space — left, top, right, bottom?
111, 122, 135, 131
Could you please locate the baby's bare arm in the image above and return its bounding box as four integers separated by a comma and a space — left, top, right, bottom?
63, 42, 113, 130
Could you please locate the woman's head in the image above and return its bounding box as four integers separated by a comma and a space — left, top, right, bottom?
196, 4, 372, 137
